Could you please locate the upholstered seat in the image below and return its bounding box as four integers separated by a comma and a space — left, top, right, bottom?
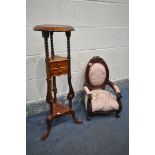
85, 89, 119, 112
83, 56, 122, 120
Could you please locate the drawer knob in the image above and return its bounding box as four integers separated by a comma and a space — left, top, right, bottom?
57, 63, 61, 67
59, 69, 62, 73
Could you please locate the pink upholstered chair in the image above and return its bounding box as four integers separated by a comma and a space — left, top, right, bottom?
83, 56, 122, 120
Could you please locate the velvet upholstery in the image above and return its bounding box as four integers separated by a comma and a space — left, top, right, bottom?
85, 89, 119, 112
88, 63, 106, 87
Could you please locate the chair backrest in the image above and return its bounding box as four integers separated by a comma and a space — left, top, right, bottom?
85, 56, 109, 90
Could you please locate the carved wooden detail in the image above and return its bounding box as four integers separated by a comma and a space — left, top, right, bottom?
84, 56, 122, 120
50, 32, 54, 59
85, 56, 109, 91
66, 31, 75, 108
34, 24, 75, 32
34, 25, 82, 140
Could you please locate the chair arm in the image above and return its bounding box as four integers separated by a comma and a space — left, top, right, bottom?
83, 86, 92, 100
108, 81, 122, 99
87, 94, 92, 100
83, 86, 91, 95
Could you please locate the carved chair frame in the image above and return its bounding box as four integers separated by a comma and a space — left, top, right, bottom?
83, 56, 122, 120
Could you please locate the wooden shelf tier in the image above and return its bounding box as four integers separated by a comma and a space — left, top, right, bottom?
52, 103, 71, 116
33, 24, 75, 32
49, 55, 69, 62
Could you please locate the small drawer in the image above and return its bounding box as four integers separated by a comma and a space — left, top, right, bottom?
50, 67, 69, 76
50, 60, 69, 69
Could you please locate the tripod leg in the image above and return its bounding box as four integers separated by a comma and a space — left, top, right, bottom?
70, 110, 82, 124
41, 116, 53, 141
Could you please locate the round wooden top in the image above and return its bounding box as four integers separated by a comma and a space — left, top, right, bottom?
33, 24, 75, 32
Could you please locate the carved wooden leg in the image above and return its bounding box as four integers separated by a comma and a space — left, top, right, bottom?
41, 116, 53, 141
87, 113, 91, 121
85, 101, 91, 121
67, 75, 75, 108
66, 32, 74, 108
116, 111, 121, 118
65, 31, 82, 124
70, 110, 82, 124
53, 76, 57, 102
67, 76, 82, 123
46, 78, 54, 114
87, 98, 93, 121
116, 100, 122, 118
87, 109, 93, 121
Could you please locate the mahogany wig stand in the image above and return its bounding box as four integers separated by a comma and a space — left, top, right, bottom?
33, 25, 82, 140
